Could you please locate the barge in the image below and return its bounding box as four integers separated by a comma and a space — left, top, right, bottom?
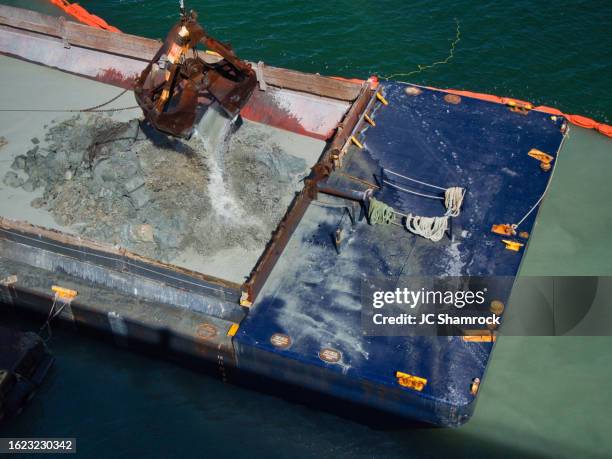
0, 3, 610, 426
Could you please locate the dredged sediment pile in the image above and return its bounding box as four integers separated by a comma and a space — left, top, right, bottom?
2, 113, 309, 263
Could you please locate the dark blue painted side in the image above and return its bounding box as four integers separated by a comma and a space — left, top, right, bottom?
234, 82, 566, 426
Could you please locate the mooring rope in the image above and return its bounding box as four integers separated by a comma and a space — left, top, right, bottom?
367, 186, 465, 242
368, 197, 395, 225
444, 186, 465, 217
39, 296, 67, 341
405, 214, 448, 242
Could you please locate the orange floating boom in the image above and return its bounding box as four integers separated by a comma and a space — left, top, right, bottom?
48, 0, 120, 32
432, 87, 612, 138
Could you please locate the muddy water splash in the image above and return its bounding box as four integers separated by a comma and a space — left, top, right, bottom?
194, 105, 251, 223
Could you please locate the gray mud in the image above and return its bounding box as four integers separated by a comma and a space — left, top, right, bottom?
3, 114, 309, 263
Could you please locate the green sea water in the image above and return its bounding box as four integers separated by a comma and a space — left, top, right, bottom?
88, 0, 612, 124
2, 1, 612, 458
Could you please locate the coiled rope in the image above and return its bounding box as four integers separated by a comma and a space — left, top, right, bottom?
404, 186, 463, 241
405, 214, 448, 242
367, 187, 465, 242
444, 186, 465, 217
368, 198, 395, 225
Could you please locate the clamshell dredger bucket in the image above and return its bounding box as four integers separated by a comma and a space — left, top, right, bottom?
134, 11, 257, 138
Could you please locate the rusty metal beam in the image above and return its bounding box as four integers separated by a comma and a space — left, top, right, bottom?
317, 83, 376, 176
241, 81, 375, 305
241, 188, 312, 305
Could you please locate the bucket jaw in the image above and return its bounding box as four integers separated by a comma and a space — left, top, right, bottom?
134, 11, 257, 138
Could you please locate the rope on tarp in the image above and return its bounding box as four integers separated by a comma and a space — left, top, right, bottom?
368, 198, 450, 241
382, 180, 443, 200
444, 186, 465, 217
404, 214, 448, 242
367, 187, 465, 242
368, 198, 395, 225
368, 167, 466, 241
382, 168, 466, 215
383, 168, 447, 191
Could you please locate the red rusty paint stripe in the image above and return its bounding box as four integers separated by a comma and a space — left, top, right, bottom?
94, 68, 137, 90
241, 90, 335, 141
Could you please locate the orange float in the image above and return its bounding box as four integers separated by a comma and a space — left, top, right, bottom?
48, 0, 120, 32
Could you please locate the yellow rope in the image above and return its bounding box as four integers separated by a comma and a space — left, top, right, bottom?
381, 18, 461, 81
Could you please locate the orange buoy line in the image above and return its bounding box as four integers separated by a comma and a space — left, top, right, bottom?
339, 76, 611, 139
48, 0, 120, 32
430, 87, 612, 138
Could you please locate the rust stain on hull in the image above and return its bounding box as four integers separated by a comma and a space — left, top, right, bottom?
241, 91, 329, 140
95, 68, 137, 89
241, 89, 344, 141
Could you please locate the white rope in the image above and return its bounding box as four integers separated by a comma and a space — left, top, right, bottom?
382, 180, 444, 200
444, 186, 465, 217
405, 214, 449, 242
39, 295, 68, 341
382, 169, 465, 216
383, 169, 447, 191
506, 130, 566, 230
367, 180, 465, 242
402, 188, 462, 241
